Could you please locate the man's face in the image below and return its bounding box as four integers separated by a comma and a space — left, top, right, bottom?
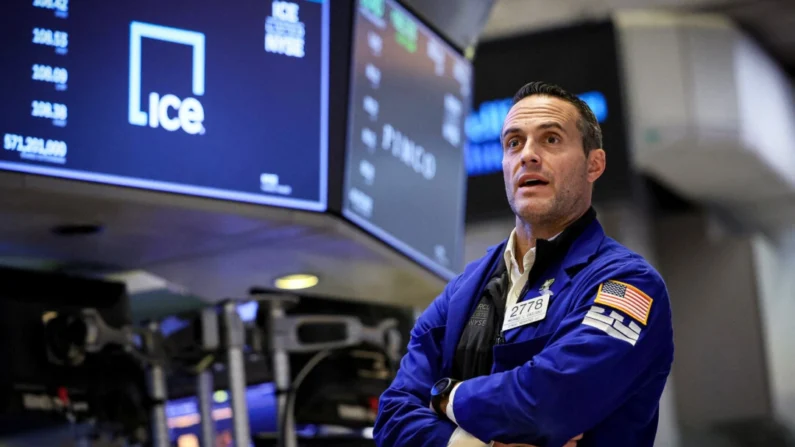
501, 95, 605, 225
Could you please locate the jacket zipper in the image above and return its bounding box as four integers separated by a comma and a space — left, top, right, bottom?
492, 292, 506, 345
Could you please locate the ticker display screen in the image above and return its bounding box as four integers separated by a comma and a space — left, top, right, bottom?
343, 0, 472, 278
0, 0, 329, 211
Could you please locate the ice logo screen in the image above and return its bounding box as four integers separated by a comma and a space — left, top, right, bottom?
128, 22, 206, 135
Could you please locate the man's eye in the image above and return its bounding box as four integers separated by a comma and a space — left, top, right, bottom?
546, 135, 561, 144
507, 138, 520, 148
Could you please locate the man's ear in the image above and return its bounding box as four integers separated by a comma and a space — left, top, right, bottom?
587, 149, 606, 183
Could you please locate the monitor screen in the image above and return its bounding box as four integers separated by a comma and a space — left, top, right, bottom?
0, 0, 329, 211
343, 0, 472, 278
166, 382, 280, 446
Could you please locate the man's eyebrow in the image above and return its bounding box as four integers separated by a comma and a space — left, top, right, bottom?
538, 122, 567, 133
502, 122, 569, 140
501, 126, 521, 140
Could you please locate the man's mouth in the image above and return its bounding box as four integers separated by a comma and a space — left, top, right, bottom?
519, 179, 549, 189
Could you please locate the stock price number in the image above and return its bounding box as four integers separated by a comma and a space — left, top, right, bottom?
4, 133, 68, 159
32, 27, 69, 49
32, 64, 68, 85
32, 100, 68, 121
32, 0, 68, 13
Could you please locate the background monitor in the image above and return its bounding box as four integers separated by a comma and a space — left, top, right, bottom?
342, 0, 472, 279
0, 0, 329, 211
166, 382, 281, 446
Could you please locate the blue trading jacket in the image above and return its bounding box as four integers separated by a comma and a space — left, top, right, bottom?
374, 218, 674, 447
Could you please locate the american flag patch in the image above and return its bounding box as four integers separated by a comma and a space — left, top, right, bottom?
594, 280, 653, 325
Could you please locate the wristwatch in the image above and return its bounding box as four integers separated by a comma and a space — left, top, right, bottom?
430, 377, 460, 418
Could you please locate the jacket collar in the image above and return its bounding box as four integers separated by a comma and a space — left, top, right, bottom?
559, 208, 605, 277
509, 207, 600, 285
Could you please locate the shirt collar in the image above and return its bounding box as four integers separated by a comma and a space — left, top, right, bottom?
503, 207, 596, 275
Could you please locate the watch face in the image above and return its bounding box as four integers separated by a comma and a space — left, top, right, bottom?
431, 378, 451, 396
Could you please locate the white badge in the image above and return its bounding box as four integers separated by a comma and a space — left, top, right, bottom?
502, 294, 550, 332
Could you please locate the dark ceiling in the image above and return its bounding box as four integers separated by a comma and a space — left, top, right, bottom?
702, 0, 795, 77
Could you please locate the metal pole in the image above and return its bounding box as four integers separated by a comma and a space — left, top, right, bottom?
222, 302, 250, 447
146, 321, 170, 447
197, 370, 216, 447
270, 299, 297, 447
198, 307, 220, 447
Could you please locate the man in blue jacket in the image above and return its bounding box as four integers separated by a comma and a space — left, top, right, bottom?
374, 81, 674, 447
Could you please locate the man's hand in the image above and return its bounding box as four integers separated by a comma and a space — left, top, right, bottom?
493, 433, 584, 447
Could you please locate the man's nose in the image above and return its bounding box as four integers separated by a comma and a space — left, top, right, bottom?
520, 140, 541, 165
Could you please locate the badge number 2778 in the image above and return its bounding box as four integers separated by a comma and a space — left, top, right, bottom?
502, 294, 549, 332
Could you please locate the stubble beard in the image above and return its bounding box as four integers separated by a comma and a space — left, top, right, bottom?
508, 178, 589, 231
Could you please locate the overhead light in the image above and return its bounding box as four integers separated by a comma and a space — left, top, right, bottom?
274, 273, 319, 290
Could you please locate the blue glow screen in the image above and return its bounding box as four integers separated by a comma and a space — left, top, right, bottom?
0, 0, 329, 211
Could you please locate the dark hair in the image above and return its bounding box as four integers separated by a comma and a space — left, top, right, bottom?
511, 81, 603, 153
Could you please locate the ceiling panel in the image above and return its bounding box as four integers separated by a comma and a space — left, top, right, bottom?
480, 0, 795, 75
480, 0, 748, 40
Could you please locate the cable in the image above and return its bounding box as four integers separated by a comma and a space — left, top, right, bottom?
189, 354, 216, 375
278, 350, 332, 447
